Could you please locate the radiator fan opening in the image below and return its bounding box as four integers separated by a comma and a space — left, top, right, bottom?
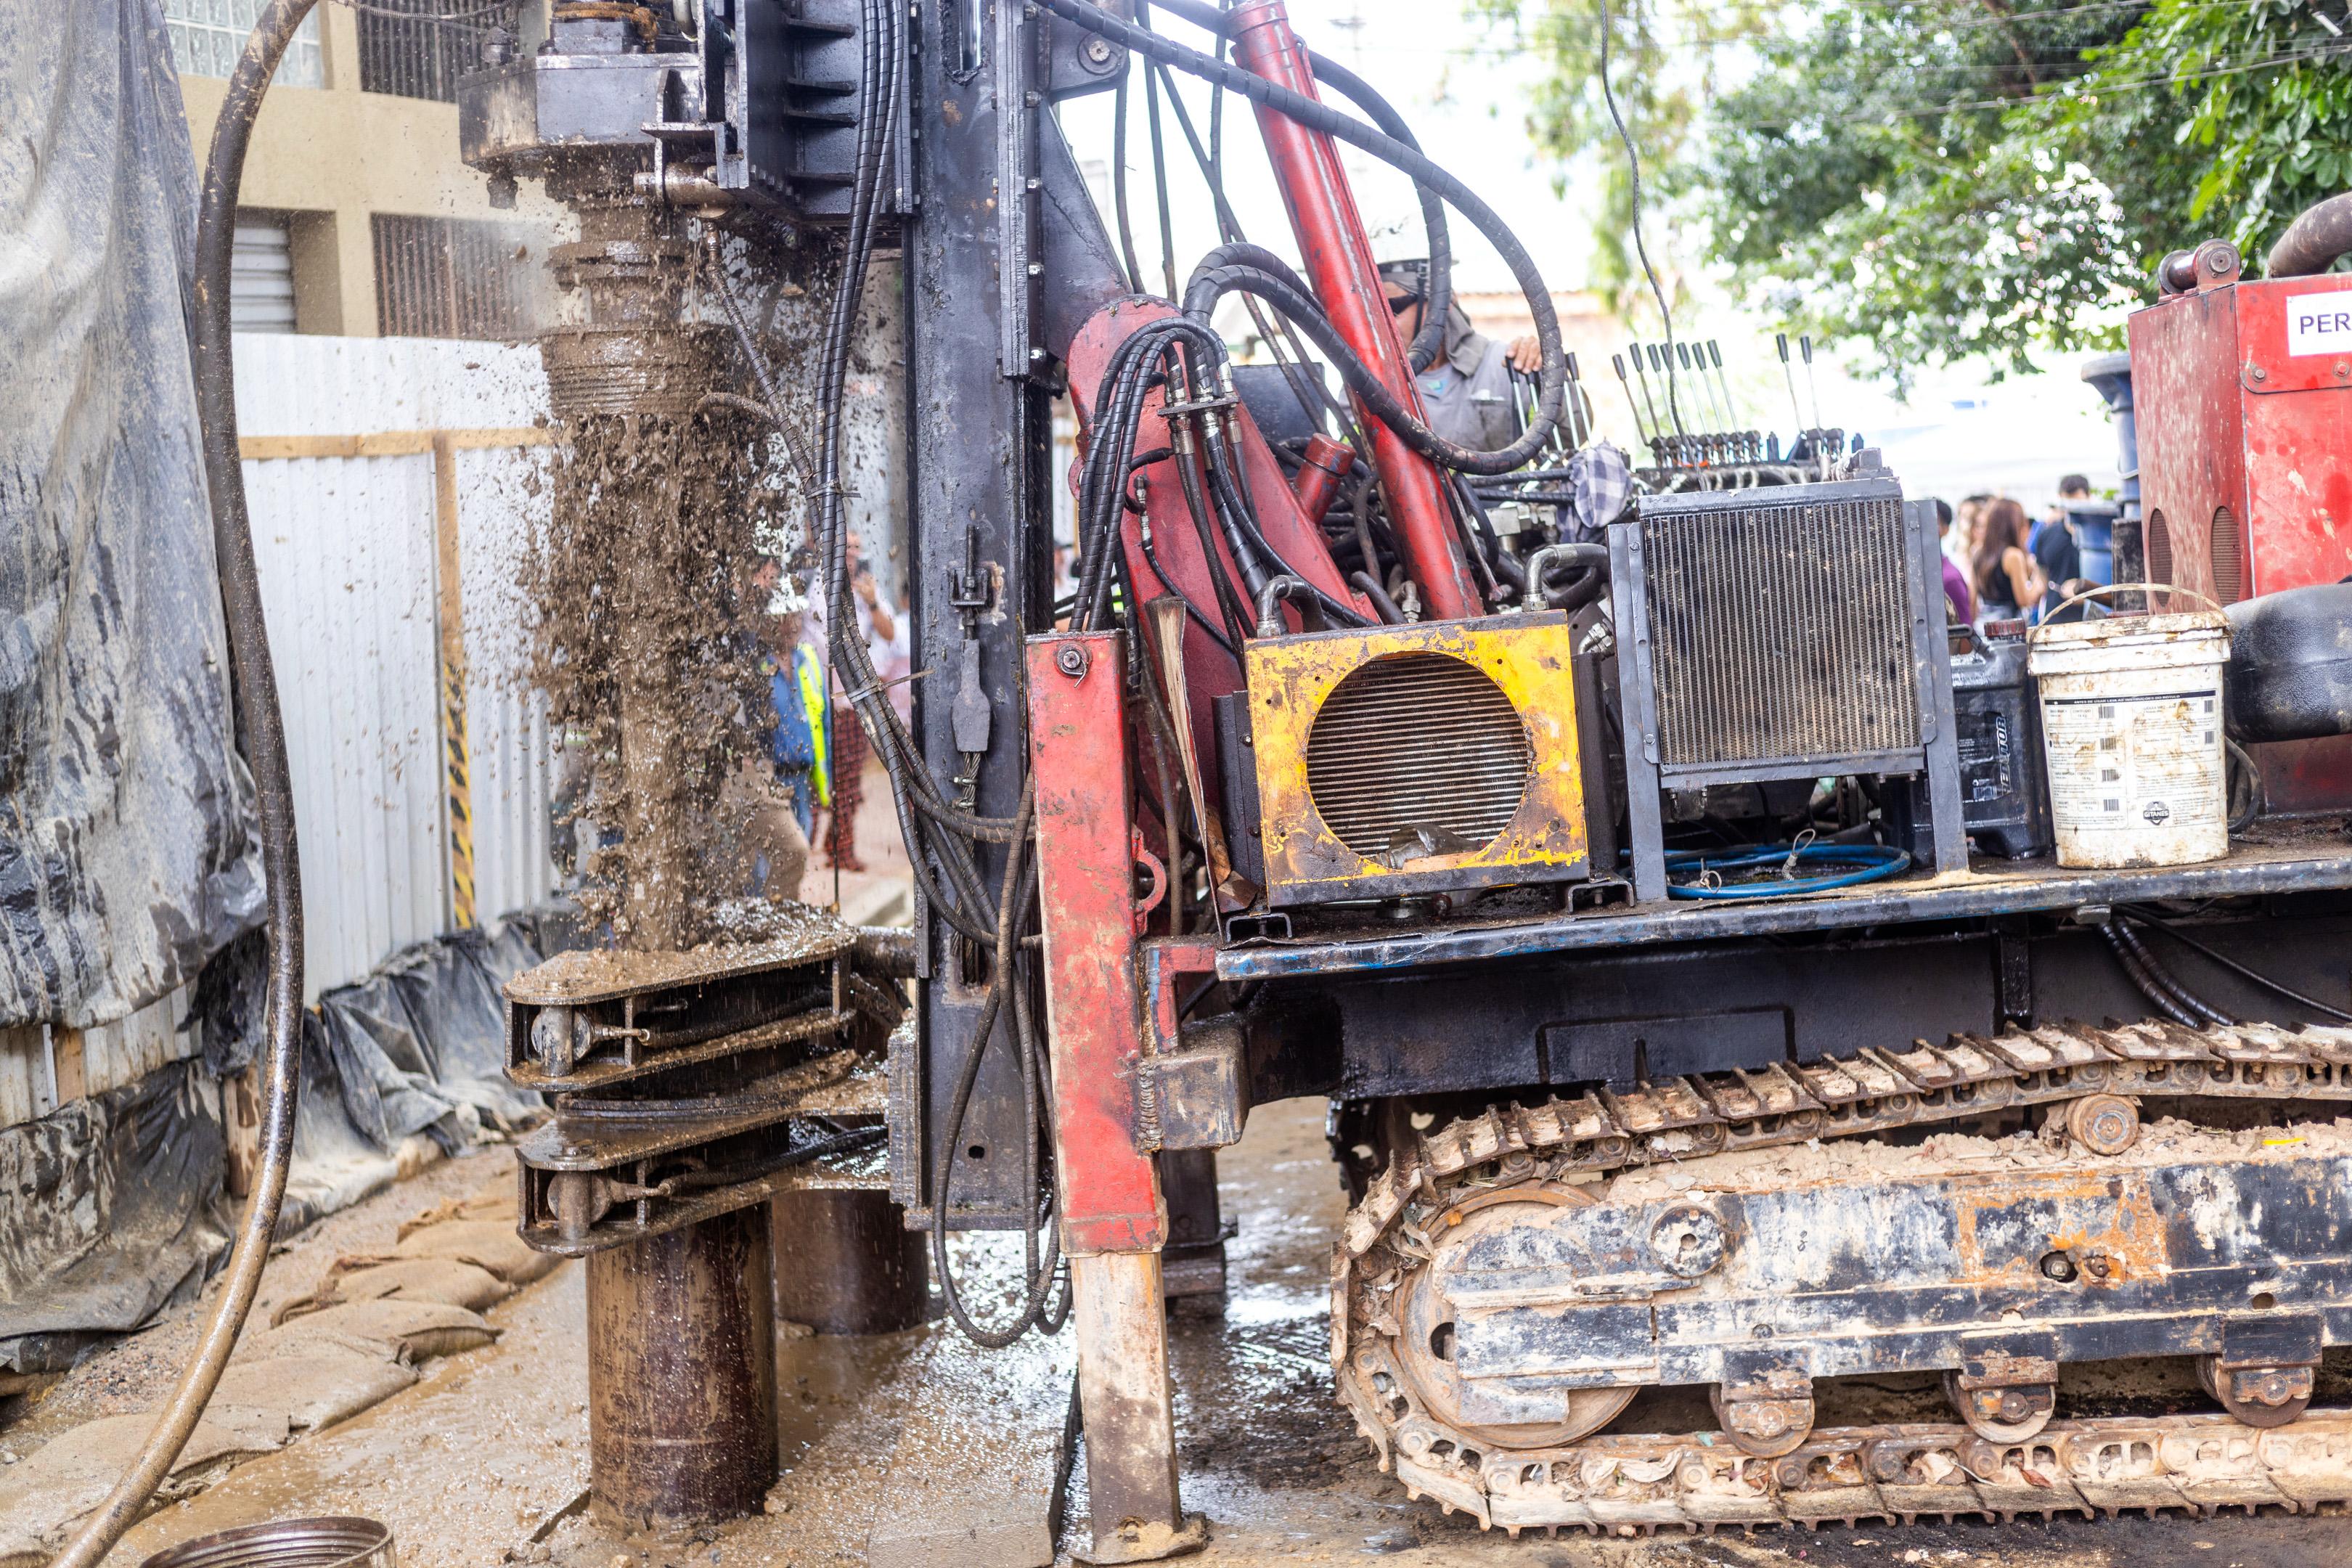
1304, 653, 1532, 866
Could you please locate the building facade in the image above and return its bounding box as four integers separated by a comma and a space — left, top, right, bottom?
166, 0, 569, 338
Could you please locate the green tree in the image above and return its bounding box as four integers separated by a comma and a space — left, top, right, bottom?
1482, 0, 2352, 383
1466, 0, 1768, 320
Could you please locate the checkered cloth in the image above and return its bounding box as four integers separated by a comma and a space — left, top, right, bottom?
1569, 441, 1632, 542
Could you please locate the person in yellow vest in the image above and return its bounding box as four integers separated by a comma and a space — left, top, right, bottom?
768, 606, 830, 835
722, 560, 814, 904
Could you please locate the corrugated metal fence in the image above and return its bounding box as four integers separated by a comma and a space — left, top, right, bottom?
235, 334, 560, 1003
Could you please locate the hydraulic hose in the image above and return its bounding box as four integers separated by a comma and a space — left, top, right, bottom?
1143, 0, 1451, 375
51, 5, 314, 1564
2099, 923, 2202, 1029
2266, 191, 2352, 279
2110, 918, 2234, 1027
1032, 0, 1569, 474
2123, 911, 2352, 1024
1185, 259, 1542, 474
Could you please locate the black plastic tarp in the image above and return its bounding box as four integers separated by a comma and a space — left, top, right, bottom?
0, 0, 264, 1032
0, 921, 552, 1375
0, 1062, 232, 1375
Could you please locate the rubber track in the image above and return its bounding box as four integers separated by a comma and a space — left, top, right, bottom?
1333, 1016, 2352, 1533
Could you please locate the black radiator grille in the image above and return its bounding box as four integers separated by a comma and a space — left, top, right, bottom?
1641, 494, 1920, 767
1305, 653, 1532, 861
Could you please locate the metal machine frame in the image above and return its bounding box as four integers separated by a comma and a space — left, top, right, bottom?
457, 0, 2352, 1552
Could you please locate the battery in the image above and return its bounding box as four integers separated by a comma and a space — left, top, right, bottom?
1951, 621, 2052, 859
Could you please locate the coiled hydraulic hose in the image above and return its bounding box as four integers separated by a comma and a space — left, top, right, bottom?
1032, 0, 1569, 475
52, 4, 314, 1563
1143, 0, 1452, 375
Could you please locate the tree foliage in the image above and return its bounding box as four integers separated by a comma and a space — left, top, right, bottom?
1479, 0, 2352, 382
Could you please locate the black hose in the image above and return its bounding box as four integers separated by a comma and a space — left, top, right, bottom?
1111, 65, 1146, 294
1350, 570, 1405, 624
1148, 57, 1348, 444
53, 6, 315, 1564
1142, 0, 1450, 375
2267, 191, 2352, 279
2099, 922, 2201, 1029
1032, 0, 1569, 474
1136, 515, 1242, 658
2226, 738, 2264, 833
703, 232, 813, 490
2112, 918, 2234, 1026
1185, 260, 1543, 475
2123, 912, 2352, 1024
929, 785, 1061, 1347
1202, 413, 1369, 626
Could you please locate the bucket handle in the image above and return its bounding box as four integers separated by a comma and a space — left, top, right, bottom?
2040, 581, 2223, 624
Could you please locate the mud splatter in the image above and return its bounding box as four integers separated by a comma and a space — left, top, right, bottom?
525, 227, 840, 952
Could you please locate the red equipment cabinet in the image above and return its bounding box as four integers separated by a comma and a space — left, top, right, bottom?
2130, 259, 2352, 605
2130, 253, 2352, 811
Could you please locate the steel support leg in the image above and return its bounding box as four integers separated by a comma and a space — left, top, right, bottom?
1071, 1252, 1206, 1561
1029, 632, 1208, 1562
586, 1205, 777, 1525
770, 1189, 928, 1335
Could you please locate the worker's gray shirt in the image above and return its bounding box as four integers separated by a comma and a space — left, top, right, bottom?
1414, 330, 1516, 454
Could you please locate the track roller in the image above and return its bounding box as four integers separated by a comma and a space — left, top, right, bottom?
1946, 1355, 2057, 1443
2198, 1354, 2316, 1429
2065, 1093, 2141, 1156
1712, 1373, 1816, 1458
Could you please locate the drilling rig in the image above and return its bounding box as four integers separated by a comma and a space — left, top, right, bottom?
454, 0, 2352, 1554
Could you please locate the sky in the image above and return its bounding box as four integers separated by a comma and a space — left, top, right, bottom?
1052, 0, 2129, 509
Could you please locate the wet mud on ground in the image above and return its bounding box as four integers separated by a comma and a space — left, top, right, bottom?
75, 1101, 2352, 1568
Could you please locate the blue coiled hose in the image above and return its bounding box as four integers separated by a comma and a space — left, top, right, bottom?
1663, 842, 1911, 901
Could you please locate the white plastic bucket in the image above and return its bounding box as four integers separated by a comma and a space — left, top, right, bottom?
2028, 600, 2232, 869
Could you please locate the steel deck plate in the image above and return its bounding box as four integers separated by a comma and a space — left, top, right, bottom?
1219, 837, 2352, 982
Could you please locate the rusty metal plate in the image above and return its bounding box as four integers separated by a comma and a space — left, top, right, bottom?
502, 913, 854, 1008
1244, 616, 1590, 908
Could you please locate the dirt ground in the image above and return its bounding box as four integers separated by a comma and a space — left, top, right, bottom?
33, 1093, 2335, 1568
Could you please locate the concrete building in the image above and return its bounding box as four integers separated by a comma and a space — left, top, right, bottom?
165, 0, 571, 338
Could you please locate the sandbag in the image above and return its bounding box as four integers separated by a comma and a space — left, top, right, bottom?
211, 1351, 417, 1433
271, 1257, 510, 1325
243, 1297, 500, 1365
0, 1403, 287, 1561
391, 1219, 560, 1284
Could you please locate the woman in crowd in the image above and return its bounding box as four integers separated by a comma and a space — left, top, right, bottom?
1972, 497, 2046, 624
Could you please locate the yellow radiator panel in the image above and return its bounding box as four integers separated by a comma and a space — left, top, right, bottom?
1243, 614, 1588, 907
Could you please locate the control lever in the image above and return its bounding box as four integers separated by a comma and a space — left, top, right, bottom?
946, 524, 995, 809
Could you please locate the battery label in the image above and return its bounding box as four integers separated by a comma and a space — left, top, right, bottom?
2041, 688, 2223, 834
2286, 292, 2352, 357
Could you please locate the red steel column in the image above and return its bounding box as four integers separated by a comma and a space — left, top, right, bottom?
1027, 630, 1164, 1254
1029, 630, 1205, 1560
1228, 0, 1481, 622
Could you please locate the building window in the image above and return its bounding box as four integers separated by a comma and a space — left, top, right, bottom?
357, 0, 511, 103
160, 0, 324, 87
373, 213, 548, 340
231, 211, 298, 333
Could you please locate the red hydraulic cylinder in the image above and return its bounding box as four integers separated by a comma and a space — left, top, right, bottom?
1290, 431, 1355, 525
1228, 0, 1481, 621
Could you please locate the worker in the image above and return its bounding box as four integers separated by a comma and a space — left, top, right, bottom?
806, 533, 895, 874
722, 555, 812, 903
2035, 473, 2090, 621
1972, 499, 2047, 624
1931, 498, 1972, 623
768, 607, 830, 838
1379, 259, 1542, 454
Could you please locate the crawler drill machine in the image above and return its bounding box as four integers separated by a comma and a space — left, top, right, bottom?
460, 0, 2352, 1552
